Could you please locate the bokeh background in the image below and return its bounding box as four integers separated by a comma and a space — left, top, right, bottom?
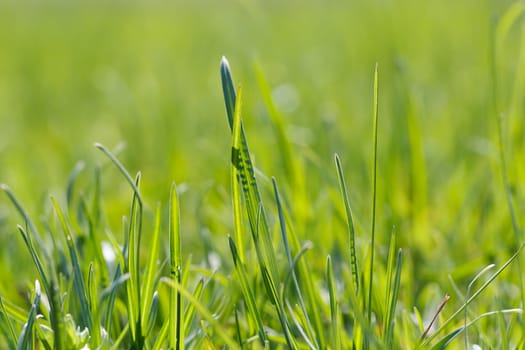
0, 0, 523, 326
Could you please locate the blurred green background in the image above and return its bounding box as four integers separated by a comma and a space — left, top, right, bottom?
0, 0, 523, 313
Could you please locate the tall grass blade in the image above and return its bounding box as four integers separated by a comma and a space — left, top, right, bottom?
141, 202, 162, 334
334, 154, 359, 294
231, 85, 246, 263
366, 63, 380, 332
169, 183, 183, 350
220, 57, 280, 284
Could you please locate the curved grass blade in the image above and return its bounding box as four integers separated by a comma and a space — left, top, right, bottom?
162, 277, 240, 350
335, 154, 359, 294
464, 264, 495, 349
169, 183, 183, 350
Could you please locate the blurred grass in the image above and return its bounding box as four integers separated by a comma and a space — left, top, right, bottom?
0, 0, 524, 346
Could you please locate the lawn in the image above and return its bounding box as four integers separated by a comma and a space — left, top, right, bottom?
0, 0, 524, 348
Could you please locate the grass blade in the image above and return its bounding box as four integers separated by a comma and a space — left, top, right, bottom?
16, 281, 41, 350
334, 154, 359, 294
367, 63, 380, 332
384, 248, 402, 348
326, 255, 341, 350
169, 183, 183, 350
0, 292, 17, 350
141, 202, 162, 335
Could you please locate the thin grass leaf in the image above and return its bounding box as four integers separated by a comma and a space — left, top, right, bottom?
326, 255, 341, 350
183, 278, 204, 334
87, 262, 101, 347
0, 292, 17, 350
141, 202, 162, 334
169, 182, 183, 350
234, 307, 244, 349
124, 173, 143, 345
464, 264, 495, 349
66, 160, 85, 211
51, 197, 94, 330
162, 278, 240, 350
335, 154, 359, 294
17, 280, 41, 350
94, 143, 143, 207
231, 85, 246, 263
419, 242, 525, 347
228, 236, 267, 345
367, 63, 380, 335
385, 249, 402, 348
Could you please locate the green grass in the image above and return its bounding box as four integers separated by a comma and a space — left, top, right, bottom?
1, 0, 525, 349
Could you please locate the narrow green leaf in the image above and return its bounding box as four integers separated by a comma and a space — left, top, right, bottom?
0, 292, 17, 350
141, 202, 163, 333
169, 183, 183, 350
17, 280, 41, 350
367, 63, 380, 332
334, 154, 359, 294
385, 249, 402, 348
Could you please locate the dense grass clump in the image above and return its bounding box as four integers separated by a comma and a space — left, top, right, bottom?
1, 1, 525, 349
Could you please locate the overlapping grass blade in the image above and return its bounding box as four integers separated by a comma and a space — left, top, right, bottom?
51, 197, 94, 331
272, 178, 318, 348
95, 143, 144, 345
326, 255, 341, 350
169, 183, 183, 350
16, 281, 41, 350
162, 278, 240, 349
0, 292, 17, 350
228, 236, 267, 345
220, 57, 280, 284
419, 242, 525, 348
384, 248, 402, 348
141, 202, 162, 335
230, 85, 246, 263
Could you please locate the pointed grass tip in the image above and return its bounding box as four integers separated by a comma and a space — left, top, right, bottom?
0, 184, 8, 191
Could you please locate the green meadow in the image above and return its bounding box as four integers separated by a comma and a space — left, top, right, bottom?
0, 0, 524, 348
